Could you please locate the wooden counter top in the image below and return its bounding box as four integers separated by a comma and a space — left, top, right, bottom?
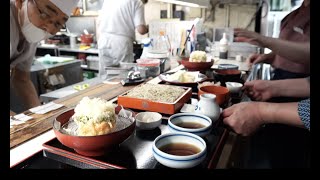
10, 83, 137, 149
10, 65, 186, 149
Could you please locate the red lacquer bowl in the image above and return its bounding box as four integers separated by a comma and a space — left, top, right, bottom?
53, 107, 136, 157
179, 58, 214, 71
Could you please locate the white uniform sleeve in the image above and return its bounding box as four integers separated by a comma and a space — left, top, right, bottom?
134, 2, 146, 27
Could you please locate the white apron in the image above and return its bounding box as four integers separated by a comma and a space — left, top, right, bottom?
98, 33, 134, 78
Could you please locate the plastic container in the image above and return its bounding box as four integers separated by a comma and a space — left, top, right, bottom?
140, 38, 153, 59
136, 59, 160, 78
219, 33, 229, 59
86, 55, 99, 70
146, 50, 170, 73
69, 33, 78, 48
154, 29, 170, 52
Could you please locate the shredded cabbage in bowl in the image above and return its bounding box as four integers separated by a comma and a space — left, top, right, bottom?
71, 97, 116, 136
189, 51, 207, 62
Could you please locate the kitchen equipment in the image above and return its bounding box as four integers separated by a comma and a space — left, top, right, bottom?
136, 59, 161, 78
80, 34, 94, 46
133, 41, 143, 61
46, 33, 70, 45
120, 70, 145, 86
83, 29, 89, 35
246, 63, 272, 82
69, 33, 78, 48
146, 50, 170, 73
140, 38, 153, 59
120, 78, 145, 86
86, 55, 99, 70
127, 70, 142, 81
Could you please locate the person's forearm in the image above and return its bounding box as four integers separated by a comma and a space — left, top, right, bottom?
263, 37, 310, 65
259, 102, 305, 129
271, 78, 310, 98
137, 25, 148, 35
12, 79, 40, 109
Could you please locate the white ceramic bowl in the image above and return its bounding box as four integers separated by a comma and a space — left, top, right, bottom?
225, 82, 243, 94
152, 132, 207, 169
168, 113, 212, 137
135, 112, 162, 130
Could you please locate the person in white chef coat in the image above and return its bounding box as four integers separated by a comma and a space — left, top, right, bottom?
10, 0, 79, 115
97, 0, 149, 79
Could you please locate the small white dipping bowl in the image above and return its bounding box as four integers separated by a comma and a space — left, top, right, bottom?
135, 112, 162, 130
168, 113, 212, 137
225, 82, 243, 94
152, 132, 207, 169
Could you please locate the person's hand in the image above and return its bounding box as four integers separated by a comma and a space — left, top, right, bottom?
243, 80, 274, 101
222, 102, 265, 136
246, 52, 275, 66
234, 28, 267, 47
10, 110, 16, 116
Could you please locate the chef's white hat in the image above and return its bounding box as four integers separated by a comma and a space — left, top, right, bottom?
50, 0, 80, 15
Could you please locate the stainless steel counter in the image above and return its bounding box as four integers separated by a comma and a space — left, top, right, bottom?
11, 60, 83, 113
31, 59, 81, 72
37, 44, 99, 55
57, 45, 99, 54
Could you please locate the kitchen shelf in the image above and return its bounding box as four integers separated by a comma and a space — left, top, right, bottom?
58, 45, 99, 54
81, 64, 99, 72
37, 44, 99, 56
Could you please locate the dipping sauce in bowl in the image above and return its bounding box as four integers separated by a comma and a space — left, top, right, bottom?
152, 132, 207, 168
168, 113, 212, 137
174, 122, 206, 129
159, 142, 201, 156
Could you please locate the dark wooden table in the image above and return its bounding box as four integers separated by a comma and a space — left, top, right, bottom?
10, 65, 246, 169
